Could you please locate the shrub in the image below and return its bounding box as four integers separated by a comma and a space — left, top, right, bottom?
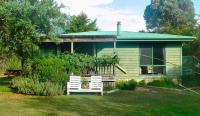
31, 54, 68, 85
104, 84, 115, 91
138, 80, 146, 86
6, 54, 22, 70
181, 74, 200, 87
61, 53, 119, 75
147, 79, 178, 88
116, 79, 137, 90
11, 77, 64, 96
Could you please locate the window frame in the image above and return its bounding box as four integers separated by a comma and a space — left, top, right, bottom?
139, 43, 166, 75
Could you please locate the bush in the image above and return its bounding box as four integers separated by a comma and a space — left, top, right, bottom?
138, 80, 146, 86
181, 74, 200, 87
116, 79, 137, 90
147, 79, 178, 88
104, 85, 115, 91
11, 77, 64, 96
61, 53, 119, 75
6, 54, 22, 70
31, 54, 68, 85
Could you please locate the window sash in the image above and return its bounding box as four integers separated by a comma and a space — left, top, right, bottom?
139, 44, 166, 75
140, 45, 153, 65
140, 44, 165, 65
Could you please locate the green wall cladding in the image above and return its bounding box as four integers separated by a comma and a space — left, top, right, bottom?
96, 42, 182, 80
96, 43, 114, 57
165, 43, 182, 77
96, 42, 139, 80
115, 43, 139, 80
40, 42, 182, 80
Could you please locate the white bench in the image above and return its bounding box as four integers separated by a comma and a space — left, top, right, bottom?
67, 76, 81, 95
67, 76, 103, 96
90, 76, 103, 96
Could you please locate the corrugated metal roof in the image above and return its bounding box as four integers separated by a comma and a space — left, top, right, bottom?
60, 31, 194, 41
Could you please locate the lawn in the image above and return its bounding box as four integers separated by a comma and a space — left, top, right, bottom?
0, 77, 200, 116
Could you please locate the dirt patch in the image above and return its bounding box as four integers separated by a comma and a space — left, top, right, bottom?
136, 87, 158, 93
0, 92, 34, 100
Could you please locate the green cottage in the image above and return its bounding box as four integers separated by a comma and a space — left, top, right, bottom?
41, 22, 194, 82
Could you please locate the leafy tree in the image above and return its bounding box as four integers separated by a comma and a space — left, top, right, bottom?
0, 0, 67, 69
65, 12, 98, 33
144, 0, 195, 35
183, 26, 200, 57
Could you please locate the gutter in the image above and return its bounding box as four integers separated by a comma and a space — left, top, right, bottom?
116, 39, 193, 42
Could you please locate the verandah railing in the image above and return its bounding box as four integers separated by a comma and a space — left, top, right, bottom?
82, 64, 115, 77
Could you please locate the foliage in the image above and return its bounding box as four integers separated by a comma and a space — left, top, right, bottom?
0, 77, 12, 92
0, 54, 21, 74
0, 0, 67, 69
23, 53, 118, 86
147, 79, 178, 88
97, 55, 119, 66
65, 12, 98, 33
11, 77, 64, 96
137, 80, 146, 86
6, 54, 22, 70
183, 27, 200, 57
61, 53, 96, 75
31, 54, 68, 85
61, 53, 119, 75
116, 79, 137, 90
181, 74, 200, 87
144, 0, 195, 34
104, 84, 115, 91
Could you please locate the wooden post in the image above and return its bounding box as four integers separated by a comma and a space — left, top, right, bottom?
113, 40, 116, 76
113, 40, 116, 54
71, 41, 74, 75
93, 43, 96, 56
56, 43, 61, 55
71, 41, 74, 53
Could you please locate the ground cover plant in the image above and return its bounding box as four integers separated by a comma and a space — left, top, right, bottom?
147, 79, 179, 88
116, 79, 137, 90
11, 77, 64, 96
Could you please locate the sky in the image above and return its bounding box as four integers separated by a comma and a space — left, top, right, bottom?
56, 0, 200, 32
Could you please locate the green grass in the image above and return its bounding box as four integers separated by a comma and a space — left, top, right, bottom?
0, 89, 200, 115
0, 77, 200, 116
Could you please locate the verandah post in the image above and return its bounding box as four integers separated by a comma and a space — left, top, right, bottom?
71, 41, 74, 75
113, 40, 116, 76
71, 41, 74, 53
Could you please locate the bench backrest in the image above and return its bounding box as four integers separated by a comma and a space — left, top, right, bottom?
69, 76, 81, 89
90, 76, 102, 89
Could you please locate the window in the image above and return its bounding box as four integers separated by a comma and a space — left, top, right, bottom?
140, 44, 165, 75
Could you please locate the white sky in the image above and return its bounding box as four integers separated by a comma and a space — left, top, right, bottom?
55, 0, 200, 32
55, 0, 147, 32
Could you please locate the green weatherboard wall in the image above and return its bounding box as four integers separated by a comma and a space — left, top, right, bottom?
40, 42, 183, 80
96, 42, 182, 80
41, 31, 193, 80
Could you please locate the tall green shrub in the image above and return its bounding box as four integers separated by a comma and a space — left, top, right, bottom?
31, 54, 68, 85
